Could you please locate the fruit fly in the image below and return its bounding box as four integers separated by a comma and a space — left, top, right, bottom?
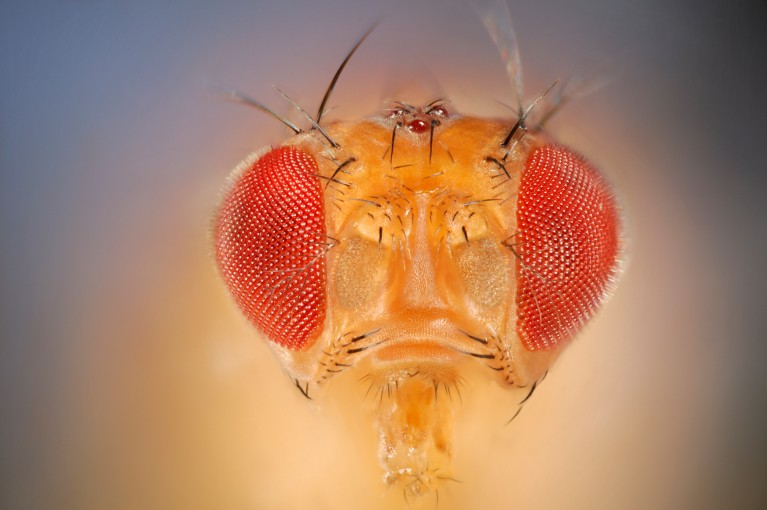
212, 3, 622, 502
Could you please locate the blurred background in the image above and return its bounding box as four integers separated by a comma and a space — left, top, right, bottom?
1, 0, 766, 508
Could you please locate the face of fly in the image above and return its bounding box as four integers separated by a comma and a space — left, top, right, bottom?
213, 100, 622, 396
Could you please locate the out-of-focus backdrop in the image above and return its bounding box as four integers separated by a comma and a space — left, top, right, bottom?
1, 1, 765, 509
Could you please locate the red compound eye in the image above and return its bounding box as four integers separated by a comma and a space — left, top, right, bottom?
516, 145, 621, 351
213, 146, 327, 350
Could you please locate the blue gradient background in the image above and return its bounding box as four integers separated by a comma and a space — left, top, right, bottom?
1, 1, 765, 509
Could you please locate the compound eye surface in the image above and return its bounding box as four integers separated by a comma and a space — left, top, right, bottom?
213, 146, 327, 350
516, 145, 621, 351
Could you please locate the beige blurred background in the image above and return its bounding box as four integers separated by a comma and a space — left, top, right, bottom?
1, 0, 765, 509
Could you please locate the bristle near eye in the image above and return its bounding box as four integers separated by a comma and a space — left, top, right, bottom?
515, 145, 621, 351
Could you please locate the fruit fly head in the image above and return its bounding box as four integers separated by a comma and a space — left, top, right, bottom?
214, 102, 621, 387
213, 15, 622, 499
